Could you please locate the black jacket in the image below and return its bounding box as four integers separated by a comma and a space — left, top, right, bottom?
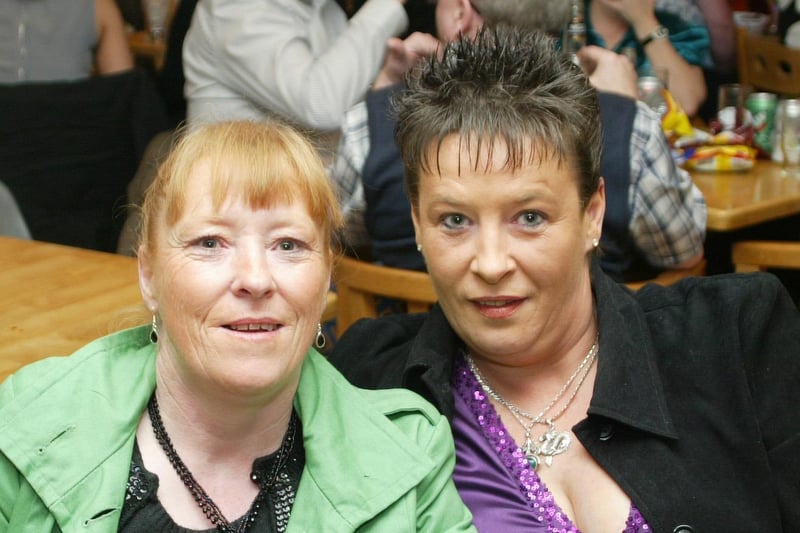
330, 266, 800, 532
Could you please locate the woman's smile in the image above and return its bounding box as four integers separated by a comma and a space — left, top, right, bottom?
470, 297, 525, 319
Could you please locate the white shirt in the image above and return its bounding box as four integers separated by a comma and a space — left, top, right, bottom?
183, 0, 407, 143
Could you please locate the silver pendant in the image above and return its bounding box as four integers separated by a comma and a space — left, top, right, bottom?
538, 429, 572, 467
522, 436, 540, 470
523, 427, 572, 470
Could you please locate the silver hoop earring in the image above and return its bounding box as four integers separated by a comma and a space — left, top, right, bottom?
315, 323, 326, 350
150, 314, 159, 344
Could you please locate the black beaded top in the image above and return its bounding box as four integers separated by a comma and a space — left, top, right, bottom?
118, 421, 305, 532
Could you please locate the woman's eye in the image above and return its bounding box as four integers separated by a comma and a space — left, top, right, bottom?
199, 237, 219, 249
442, 214, 469, 229
279, 240, 297, 251
518, 211, 544, 227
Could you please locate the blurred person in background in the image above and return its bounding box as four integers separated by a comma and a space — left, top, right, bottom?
586, 0, 709, 116
0, 0, 132, 82
655, 0, 736, 120
183, 0, 416, 159
656, 0, 736, 72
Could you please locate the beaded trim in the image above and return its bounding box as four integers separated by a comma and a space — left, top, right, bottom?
125, 463, 150, 502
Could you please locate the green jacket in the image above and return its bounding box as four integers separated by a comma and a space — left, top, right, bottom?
0, 327, 475, 532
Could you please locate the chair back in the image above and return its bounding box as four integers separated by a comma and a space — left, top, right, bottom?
624, 260, 707, 291
334, 255, 437, 336
736, 27, 800, 96
0, 182, 31, 239
732, 241, 800, 271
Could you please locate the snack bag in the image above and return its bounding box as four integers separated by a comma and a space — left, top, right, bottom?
661, 89, 693, 139
682, 144, 757, 171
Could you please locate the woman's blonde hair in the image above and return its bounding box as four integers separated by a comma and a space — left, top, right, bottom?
139, 120, 343, 257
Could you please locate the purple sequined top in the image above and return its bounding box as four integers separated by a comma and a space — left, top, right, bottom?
451, 355, 651, 533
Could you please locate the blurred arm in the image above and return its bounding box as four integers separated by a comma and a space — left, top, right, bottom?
94, 0, 134, 75
613, 0, 707, 115
577, 45, 638, 99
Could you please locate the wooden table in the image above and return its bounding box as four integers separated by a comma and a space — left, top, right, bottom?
127, 30, 167, 71
690, 160, 800, 232
0, 237, 146, 381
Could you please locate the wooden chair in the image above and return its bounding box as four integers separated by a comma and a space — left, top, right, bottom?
624, 260, 707, 291
736, 27, 800, 96
333, 255, 437, 336
732, 241, 800, 271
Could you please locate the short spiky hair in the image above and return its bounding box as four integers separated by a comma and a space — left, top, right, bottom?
395, 27, 602, 208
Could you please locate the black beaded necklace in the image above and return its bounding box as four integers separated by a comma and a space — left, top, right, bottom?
147, 392, 297, 533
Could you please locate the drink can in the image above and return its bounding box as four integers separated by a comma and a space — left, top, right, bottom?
746, 92, 777, 157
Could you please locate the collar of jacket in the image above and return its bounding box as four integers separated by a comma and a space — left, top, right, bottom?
587, 261, 677, 439
403, 261, 678, 440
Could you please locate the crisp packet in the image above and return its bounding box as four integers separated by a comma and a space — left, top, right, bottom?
661, 89, 694, 139
681, 145, 757, 172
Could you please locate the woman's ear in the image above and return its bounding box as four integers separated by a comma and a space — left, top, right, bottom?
411, 204, 422, 250
138, 245, 157, 313
461, 0, 484, 36
585, 178, 606, 247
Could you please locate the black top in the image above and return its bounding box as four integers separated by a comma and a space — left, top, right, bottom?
118, 423, 305, 532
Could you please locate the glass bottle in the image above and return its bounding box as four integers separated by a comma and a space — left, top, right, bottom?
563, 0, 586, 64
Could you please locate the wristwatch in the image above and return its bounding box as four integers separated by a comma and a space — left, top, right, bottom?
639, 25, 669, 48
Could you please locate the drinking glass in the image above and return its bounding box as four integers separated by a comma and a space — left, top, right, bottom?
717, 83, 749, 132
143, 0, 170, 41
637, 76, 668, 118
780, 99, 800, 177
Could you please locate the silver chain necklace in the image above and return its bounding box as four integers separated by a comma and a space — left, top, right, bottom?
465, 334, 598, 470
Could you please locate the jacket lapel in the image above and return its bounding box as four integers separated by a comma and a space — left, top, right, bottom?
588, 264, 678, 438
290, 350, 434, 529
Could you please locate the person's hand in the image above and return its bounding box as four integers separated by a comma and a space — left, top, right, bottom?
576, 45, 638, 100
372, 32, 440, 90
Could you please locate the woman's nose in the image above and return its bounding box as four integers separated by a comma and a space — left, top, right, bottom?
470, 229, 514, 284
232, 246, 275, 297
